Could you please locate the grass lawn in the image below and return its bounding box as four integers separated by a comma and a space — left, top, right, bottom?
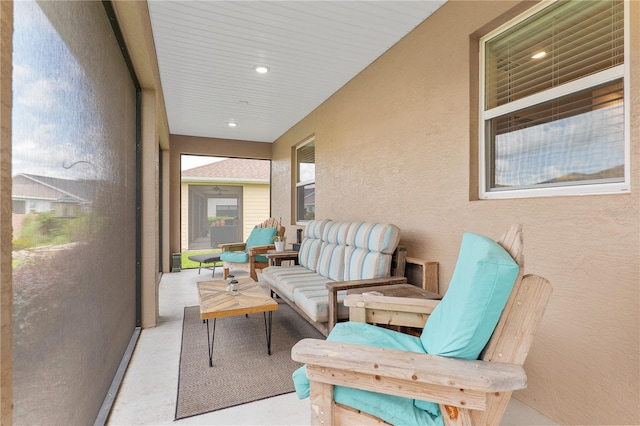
180, 249, 223, 270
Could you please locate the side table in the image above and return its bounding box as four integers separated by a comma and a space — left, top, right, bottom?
345, 283, 441, 330
266, 250, 300, 266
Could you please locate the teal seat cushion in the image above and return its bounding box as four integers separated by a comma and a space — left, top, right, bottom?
292, 322, 442, 425
220, 251, 248, 263
293, 322, 425, 399
420, 232, 519, 360
221, 227, 276, 264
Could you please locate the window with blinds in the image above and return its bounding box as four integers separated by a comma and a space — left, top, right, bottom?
295, 137, 315, 222
480, 0, 628, 198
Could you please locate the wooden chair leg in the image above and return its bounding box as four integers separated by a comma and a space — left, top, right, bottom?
223, 267, 229, 279
309, 381, 334, 426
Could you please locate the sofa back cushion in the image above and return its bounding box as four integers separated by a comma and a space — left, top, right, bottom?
316, 221, 351, 281
341, 222, 400, 280
298, 219, 330, 271
345, 222, 401, 255
322, 221, 352, 245
343, 248, 392, 280
420, 232, 519, 359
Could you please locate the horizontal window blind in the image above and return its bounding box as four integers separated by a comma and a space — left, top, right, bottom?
297, 141, 315, 164
296, 139, 315, 184
485, 0, 623, 109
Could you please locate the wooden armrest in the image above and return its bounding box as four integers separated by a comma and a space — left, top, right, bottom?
219, 242, 246, 252
344, 292, 440, 314
266, 251, 300, 259
291, 338, 527, 409
248, 244, 275, 256
325, 277, 408, 332
326, 276, 408, 292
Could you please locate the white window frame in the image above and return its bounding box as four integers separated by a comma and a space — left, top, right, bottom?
295, 136, 315, 223
479, 0, 630, 199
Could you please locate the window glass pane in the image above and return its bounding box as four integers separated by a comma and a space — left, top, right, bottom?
296, 183, 315, 221
487, 81, 624, 190
485, 0, 624, 109
12, 1, 137, 424
296, 139, 315, 221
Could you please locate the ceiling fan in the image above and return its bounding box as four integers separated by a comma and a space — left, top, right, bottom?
212, 186, 228, 195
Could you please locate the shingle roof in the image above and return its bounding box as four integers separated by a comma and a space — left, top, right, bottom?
182, 158, 270, 180
15, 174, 94, 202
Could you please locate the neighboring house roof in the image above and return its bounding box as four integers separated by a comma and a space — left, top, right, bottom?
12, 173, 93, 203
182, 158, 270, 181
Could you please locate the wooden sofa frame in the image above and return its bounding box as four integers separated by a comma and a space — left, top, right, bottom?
269, 246, 438, 336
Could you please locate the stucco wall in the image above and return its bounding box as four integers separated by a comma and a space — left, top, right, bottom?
270, 1, 639, 424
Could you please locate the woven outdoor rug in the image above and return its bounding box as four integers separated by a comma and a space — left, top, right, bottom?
175, 301, 324, 420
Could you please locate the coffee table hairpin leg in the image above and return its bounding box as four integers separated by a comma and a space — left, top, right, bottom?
264, 311, 273, 355
205, 313, 274, 367
206, 318, 217, 367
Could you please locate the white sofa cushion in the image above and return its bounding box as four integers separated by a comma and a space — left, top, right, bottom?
316, 221, 351, 281
262, 266, 317, 300
293, 284, 350, 322
297, 219, 331, 271
344, 247, 393, 280
276, 275, 330, 302
345, 222, 401, 254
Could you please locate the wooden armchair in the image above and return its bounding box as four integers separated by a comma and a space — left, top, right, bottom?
292, 225, 552, 425
219, 217, 285, 281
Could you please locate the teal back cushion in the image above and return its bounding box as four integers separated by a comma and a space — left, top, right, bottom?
246, 226, 277, 262
420, 232, 519, 360
246, 226, 277, 248
220, 227, 276, 263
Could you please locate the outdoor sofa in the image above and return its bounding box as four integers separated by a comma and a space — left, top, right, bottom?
261, 219, 408, 336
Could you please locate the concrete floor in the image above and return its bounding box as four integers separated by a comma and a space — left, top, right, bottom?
107, 267, 558, 425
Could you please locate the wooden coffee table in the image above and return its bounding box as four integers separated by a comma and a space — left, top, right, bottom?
197, 278, 278, 367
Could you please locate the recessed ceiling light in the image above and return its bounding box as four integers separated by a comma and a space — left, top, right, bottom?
254, 65, 270, 74
227, 121, 237, 127
531, 51, 546, 59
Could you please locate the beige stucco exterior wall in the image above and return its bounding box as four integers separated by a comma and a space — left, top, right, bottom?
113, 2, 167, 329
271, 1, 640, 424
141, 89, 160, 328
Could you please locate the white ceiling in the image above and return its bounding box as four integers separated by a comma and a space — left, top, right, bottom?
147, 1, 447, 143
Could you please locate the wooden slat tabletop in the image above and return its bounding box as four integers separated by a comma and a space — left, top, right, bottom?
197, 278, 278, 320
